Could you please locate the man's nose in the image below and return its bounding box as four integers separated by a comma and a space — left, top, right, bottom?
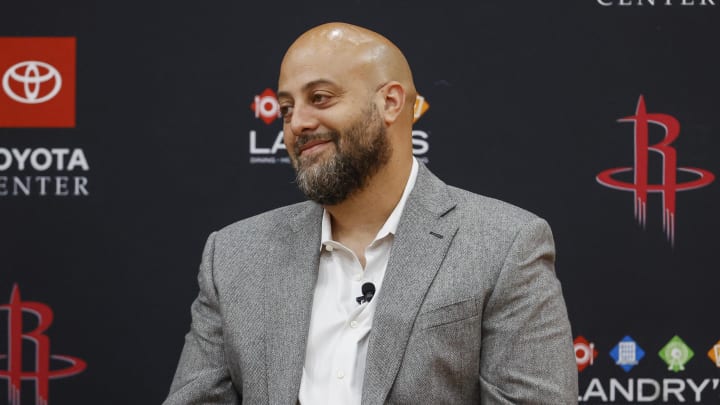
288, 104, 320, 136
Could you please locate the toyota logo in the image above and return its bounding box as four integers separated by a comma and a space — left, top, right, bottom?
2, 61, 63, 104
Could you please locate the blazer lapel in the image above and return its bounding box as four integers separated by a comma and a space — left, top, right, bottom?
362, 164, 459, 405
265, 202, 322, 404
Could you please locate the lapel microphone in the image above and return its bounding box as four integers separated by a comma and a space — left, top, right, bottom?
355, 282, 376, 305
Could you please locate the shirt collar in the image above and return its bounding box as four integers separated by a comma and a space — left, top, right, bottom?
321, 158, 419, 248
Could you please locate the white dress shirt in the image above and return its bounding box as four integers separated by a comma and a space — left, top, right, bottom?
298, 158, 419, 405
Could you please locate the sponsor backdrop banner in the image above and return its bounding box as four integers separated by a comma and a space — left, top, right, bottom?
1, 1, 718, 404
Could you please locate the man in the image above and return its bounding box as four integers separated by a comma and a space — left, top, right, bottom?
164, 22, 577, 404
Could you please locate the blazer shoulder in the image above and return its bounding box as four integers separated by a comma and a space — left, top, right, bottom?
212, 200, 319, 248
439, 186, 554, 267
446, 185, 544, 231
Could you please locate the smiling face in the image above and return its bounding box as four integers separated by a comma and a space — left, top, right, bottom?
277, 25, 397, 205
289, 101, 392, 205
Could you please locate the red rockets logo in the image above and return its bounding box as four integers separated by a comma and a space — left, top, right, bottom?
0, 284, 87, 405
596, 95, 714, 246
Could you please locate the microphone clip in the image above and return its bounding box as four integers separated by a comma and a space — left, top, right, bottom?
356, 282, 376, 305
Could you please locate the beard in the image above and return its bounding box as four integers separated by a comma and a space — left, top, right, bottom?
291, 103, 391, 205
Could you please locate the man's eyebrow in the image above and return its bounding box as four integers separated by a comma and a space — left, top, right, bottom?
277, 79, 339, 100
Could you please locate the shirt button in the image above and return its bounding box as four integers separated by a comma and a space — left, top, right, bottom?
336, 370, 345, 379
350, 321, 358, 328
325, 244, 334, 252
353, 274, 362, 282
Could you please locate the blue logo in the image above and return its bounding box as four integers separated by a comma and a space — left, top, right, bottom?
610, 335, 645, 372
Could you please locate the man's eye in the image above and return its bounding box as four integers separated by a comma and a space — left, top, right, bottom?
311, 93, 330, 104
279, 105, 293, 118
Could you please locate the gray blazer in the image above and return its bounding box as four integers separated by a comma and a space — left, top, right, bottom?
164, 164, 578, 404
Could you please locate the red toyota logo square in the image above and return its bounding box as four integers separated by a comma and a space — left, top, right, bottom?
0, 37, 76, 128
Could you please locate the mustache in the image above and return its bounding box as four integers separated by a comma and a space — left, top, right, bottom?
294, 132, 340, 155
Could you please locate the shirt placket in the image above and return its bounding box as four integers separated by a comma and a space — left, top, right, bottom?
326, 243, 365, 404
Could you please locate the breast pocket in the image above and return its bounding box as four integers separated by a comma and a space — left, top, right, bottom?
395, 298, 482, 400
414, 298, 479, 331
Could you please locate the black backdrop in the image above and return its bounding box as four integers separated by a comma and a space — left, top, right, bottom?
1, 1, 719, 404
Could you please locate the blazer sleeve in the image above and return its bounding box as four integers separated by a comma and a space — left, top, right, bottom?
163, 232, 242, 405
478, 217, 578, 404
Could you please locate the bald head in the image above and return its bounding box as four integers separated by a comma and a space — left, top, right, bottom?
279, 22, 417, 123
277, 23, 418, 206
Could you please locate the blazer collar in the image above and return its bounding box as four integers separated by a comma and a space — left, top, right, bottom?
266, 201, 323, 404
362, 163, 459, 404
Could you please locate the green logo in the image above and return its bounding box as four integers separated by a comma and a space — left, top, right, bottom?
659, 335, 694, 372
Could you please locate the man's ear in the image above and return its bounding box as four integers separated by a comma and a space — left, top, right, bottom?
379, 82, 406, 125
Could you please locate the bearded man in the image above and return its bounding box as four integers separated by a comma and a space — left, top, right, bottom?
164, 22, 578, 405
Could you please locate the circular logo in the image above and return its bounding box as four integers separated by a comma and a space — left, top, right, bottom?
259, 96, 278, 116
574, 342, 591, 363
2, 60, 63, 104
